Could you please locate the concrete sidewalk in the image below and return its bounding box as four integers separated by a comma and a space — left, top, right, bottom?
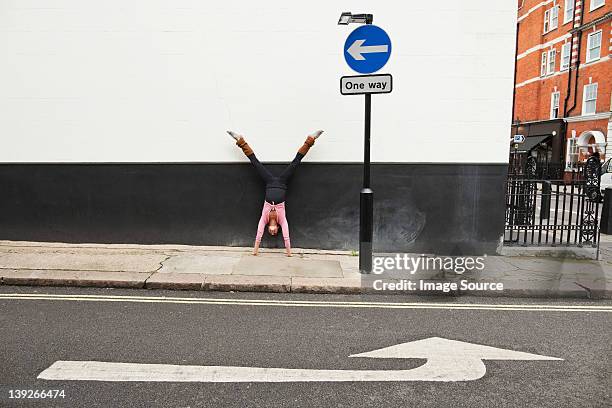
0, 240, 610, 299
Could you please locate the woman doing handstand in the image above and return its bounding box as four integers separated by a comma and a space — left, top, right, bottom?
227, 130, 323, 257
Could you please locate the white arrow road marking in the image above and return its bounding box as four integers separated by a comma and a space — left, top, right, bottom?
37, 337, 562, 383
347, 39, 389, 61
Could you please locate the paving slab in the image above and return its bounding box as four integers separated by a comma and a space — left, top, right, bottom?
575, 261, 611, 276
233, 256, 343, 278
479, 256, 520, 273
301, 253, 359, 272
502, 256, 594, 273
343, 269, 364, 278
0, 250, 167, 273
0, 269, 150, 288
494, 269, 568, 282
157, 253, 240, 275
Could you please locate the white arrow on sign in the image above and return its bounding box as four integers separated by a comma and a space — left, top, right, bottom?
37, 337, 562, 383
347, 39, 389, 61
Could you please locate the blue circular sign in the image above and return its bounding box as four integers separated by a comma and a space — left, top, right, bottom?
343, 25, 392, 74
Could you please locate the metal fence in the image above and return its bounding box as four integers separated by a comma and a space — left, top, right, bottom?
504, 156, 601, 248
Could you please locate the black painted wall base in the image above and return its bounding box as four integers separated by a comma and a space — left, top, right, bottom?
0, 163, 507, 254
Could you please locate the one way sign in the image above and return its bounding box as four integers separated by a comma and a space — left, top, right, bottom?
344, 25, 392, 74
341, 74, 393, 95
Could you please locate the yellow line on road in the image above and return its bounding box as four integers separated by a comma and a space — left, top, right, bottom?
0, 293, 610, 312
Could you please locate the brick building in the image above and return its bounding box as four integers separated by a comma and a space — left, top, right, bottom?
512, 0, 611, 174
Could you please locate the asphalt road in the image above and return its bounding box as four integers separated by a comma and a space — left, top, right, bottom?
1, 286, 610, 408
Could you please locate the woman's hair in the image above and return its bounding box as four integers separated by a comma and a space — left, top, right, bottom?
268, 208, 279, 235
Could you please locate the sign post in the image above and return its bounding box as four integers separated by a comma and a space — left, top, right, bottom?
340, 23, 392, 273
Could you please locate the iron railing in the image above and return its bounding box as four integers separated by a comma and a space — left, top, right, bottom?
504, 156, 601, 248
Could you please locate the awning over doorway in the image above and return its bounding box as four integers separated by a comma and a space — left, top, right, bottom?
510, 135, 551, 153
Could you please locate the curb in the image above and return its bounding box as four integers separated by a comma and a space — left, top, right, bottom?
1, 271, 610, 299
1, 270, 152, 289
205, 275, 291, 293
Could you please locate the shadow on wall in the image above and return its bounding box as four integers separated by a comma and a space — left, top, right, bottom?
232, 163, 505, 255
259, 201, 426, 253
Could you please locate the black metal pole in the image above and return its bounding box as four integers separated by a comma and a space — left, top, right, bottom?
363, 94, 371, 188
360, 93, 373, 273
540, 181, 551, 221
600, 188, 612, 234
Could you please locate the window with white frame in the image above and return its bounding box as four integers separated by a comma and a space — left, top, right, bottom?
561, 42, 571, 70
582, 83, 598, 115
566, 137, 579, 171
550, 92, 560, 119
541, 52, 548, 76
586, 30, 602, 63
551, 5, 559, 28
590, 0, 605, 11
547, 49, 556, 74
564, 0, 575, 23
543, 7, 559, 32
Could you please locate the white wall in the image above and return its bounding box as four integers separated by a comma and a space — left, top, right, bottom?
0, 0, 516, 163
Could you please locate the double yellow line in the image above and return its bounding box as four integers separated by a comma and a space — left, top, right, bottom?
1, 293, 611, 312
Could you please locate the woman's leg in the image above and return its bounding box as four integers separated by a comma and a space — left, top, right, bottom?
253, 202, 270, 255
279, 132, 323, 183
276, 204, 291, 257
234, 136, 273, 183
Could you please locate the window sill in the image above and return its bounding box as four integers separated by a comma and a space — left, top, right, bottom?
565, 112, 611, 122
584, 57, 601, 65
540, 72, 556, 78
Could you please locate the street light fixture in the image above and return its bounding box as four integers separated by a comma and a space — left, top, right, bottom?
337, 12, 373, 25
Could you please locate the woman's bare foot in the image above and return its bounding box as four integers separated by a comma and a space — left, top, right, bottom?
227, 130, 241, 141
310, 130, 324, 139
286, 249, 292, 257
